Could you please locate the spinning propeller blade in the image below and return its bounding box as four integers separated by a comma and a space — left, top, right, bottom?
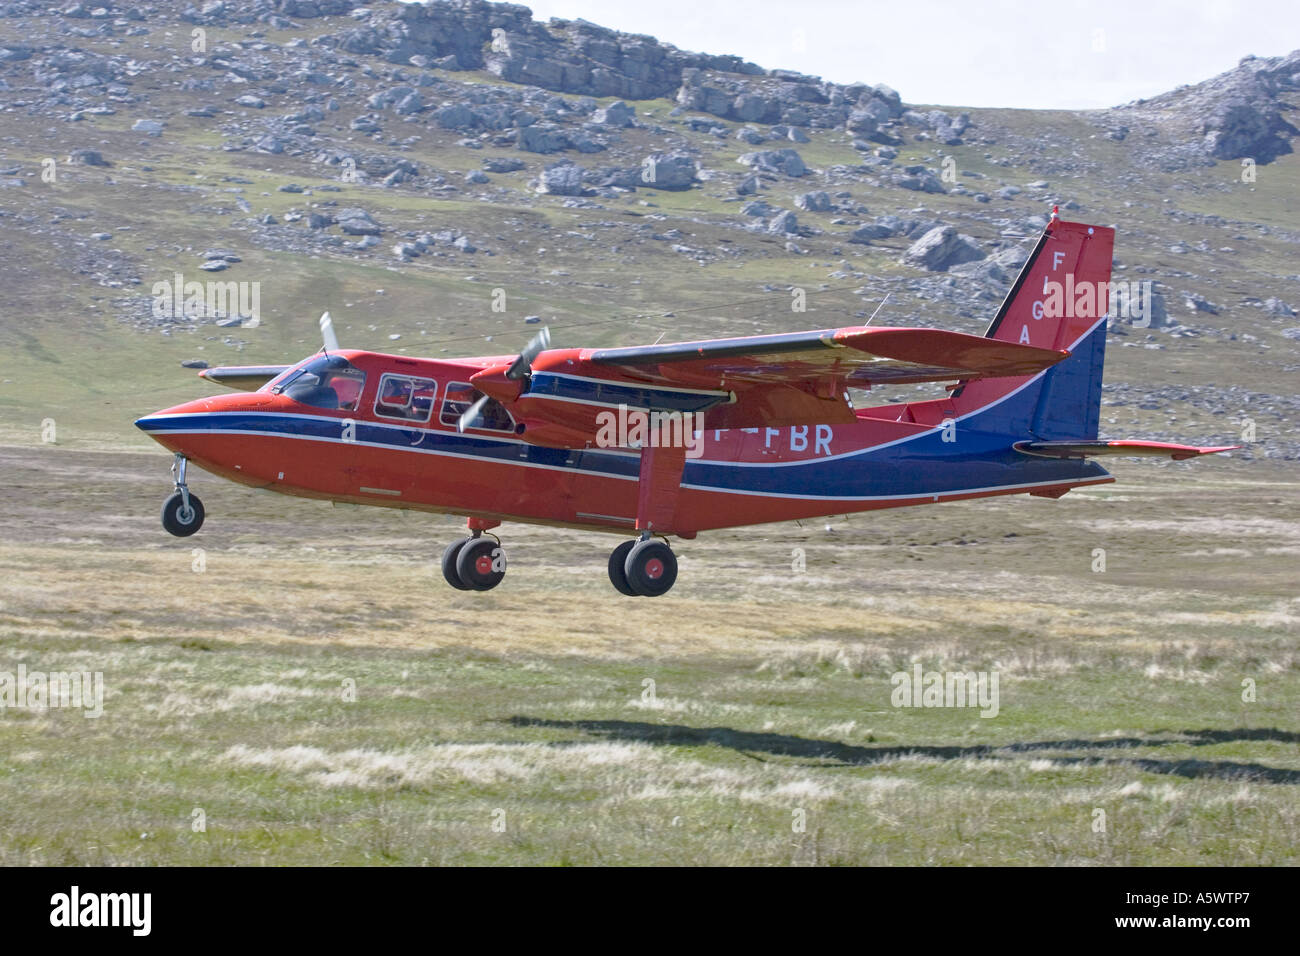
457, 327, 550, 432
505, 326, 551, 381
320, 311, 340, 352
456, 394, 492, 434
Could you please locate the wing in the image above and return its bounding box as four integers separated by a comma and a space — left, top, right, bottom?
586, 326, 1067, 389
1014, 440, 1240, 461
197, 365, 291, 391
471, 325, 1069, 443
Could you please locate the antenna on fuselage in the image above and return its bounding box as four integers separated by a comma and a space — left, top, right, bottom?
866, 293, 891, 326
320, 311, 340, 353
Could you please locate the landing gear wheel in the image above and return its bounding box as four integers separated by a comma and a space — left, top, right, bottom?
455, 536, 505, 591
161, 491, 205, 537
624, 538, 677, 597
441, 538, 474, 591
607, 540, 638, 596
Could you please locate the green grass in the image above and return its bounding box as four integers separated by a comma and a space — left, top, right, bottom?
0, 444, 1295, 865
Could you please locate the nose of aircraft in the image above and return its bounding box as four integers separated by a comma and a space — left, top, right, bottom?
134, 392, 262, 452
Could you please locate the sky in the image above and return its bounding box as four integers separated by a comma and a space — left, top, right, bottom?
510, 0, 1299, 109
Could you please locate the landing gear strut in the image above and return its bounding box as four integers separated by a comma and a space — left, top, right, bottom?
442, 520, 506, 591
161, 453, 204, 537
608, 534, 677, 597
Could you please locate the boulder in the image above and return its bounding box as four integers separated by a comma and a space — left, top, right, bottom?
767, 209, 799, 234
639, 152, 697, 190
901, 226, 985, 271
536, 162, 585, 196
736, 148, 807, 177
67, 149, 109, 166
590, 100, 635, 127
794, 190, 832, 212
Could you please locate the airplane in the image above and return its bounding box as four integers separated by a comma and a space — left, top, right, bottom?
135, 215, 1238, 596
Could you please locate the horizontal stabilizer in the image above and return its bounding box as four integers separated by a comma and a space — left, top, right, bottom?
1014, 439, 1240, 461
196, 365, 290, 391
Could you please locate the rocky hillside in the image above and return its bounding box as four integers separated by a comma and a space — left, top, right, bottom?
0, 0, 1296, 462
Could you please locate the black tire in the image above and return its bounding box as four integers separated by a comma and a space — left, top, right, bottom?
161, 491, 204, 537
624, 539, 677, 597
455, 537, 506, 591
441, 538, 474, 591
607, 540, 638, 596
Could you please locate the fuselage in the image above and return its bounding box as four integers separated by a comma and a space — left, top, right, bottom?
135, 346, 1113, 536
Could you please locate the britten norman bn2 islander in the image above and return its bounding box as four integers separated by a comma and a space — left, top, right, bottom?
136, 216, 1236, 596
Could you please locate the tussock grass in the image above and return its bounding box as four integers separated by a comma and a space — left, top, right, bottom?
0, 444, 1295, 864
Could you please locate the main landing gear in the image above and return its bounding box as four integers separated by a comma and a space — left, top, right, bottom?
442, 522, 506, 592
161, 453, 204, 537
439, 522, 678, 597
608, 534, 677, 597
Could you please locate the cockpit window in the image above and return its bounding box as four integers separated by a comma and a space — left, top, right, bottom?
439, 381, 515, 432
274, 355, 366, 411
374, 373, 437, 422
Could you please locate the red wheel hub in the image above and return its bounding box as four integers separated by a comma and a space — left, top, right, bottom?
475, 554, 494, 575
644, 557, 664, 579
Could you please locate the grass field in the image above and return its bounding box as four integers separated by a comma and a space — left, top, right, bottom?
0, 441, 1295, 865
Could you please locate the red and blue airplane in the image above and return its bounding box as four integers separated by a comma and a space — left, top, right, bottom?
136, 217, 1236, 596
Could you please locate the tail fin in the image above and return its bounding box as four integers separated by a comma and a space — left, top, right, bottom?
953, 217, 1114, 439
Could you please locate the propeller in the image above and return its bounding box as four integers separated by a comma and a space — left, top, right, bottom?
505, 325, 551, 381
320, 311, 340, 352
457, 326, 550, 433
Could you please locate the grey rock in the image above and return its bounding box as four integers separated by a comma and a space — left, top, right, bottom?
848, 223, 893, 243
537, 162, 585, 196
768, 209, 799, 234
482, 156, 525, 173
590, 100, 635, 127
737, 148, 807, 176
640, 152, 697, 190
517, 123, 570, 153
794, 190, 832, 212
902, 226, 985, 271
67, 149, 110, 166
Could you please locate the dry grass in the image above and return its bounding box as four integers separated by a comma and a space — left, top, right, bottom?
0, 443, 1295, 864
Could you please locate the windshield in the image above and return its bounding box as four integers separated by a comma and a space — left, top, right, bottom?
273, 355, 366, 411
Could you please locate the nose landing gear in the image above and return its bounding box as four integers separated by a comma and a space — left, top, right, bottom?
161, 454, 205, 537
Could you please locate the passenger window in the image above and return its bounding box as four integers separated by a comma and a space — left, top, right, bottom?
439, 382, 515, 432
374, 373, 438, 423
